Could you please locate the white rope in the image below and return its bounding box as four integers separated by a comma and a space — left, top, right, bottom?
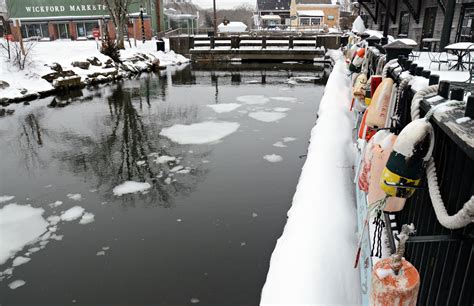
411, 85, 438, 120
410, 86, 474, 229
382, 58, 398, 79
426, 158, 474, 229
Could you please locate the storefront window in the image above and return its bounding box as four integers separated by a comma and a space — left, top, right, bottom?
76, 21, 99, 38
399, 11, 410, 36
20, 23, 49, 39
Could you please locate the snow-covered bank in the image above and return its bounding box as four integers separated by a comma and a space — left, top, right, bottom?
260, 52, 361, 304
0, 39, 188, 103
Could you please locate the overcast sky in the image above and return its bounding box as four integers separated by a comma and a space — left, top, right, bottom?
191, 0, 256, 9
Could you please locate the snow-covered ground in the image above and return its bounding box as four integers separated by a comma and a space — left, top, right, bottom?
0, 38, 188, 101
260, 51, 361, 305
413, 51, 469, 83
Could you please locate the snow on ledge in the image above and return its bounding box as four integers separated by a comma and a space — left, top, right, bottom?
260, 52, 361, 305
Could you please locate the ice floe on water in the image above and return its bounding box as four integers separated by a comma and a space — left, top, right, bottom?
12, 256, 31, 267
252, 213, 258, 218
283, 137, 297, 142
47, 215, 61, 225
0, 195, 15, 203
273, 107, 291, 112
49, 201, 63, 208
249, 112, 287, 123
66, 193, 82, 201
79, 213, 95, 225
236, 95, 270, 105
273, 141, 287, 148
0, 204, 49, 265
207, 103, 241, 113
152, 155, 176, 164
160, 121, 240, 145
8, 280, 25, 289
60, 206, 85, 221
263, 154, 283, 163
113, 181, 151, 196
190, 298, 200, 304
270, 97, 297, 103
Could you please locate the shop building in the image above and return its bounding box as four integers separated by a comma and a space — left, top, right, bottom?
5, 0, 162, 41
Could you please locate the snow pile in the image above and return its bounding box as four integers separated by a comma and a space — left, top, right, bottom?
113, 181, 152, 196
0, 204, 48, 265
248, 112, 286, 123
160, 121, 240, 145
261, 53, 361, 305
263, 154, 283, 163
207, 103, 241, 113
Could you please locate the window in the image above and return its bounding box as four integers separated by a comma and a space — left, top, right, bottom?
76, 21, 99, 38
20, 23, 49, 39
399, 11, 410, 36
299, 17, 322, 27
300, 18, 310, 26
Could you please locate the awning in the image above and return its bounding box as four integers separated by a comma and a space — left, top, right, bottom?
297, 10, 324, 17
261, 15, 282, 20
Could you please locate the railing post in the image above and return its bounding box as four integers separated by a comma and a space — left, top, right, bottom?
262, 36, 266, 49
210, 36, 215, 49
289, 36, 294, 49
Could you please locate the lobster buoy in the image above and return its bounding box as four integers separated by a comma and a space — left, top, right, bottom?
358, 109, 377, 141
366, 78, 394, 129
367, 132, 406, 212
349, 48, 365, 73
370, 75, 383, 98
352, 74, 368, 112
358, 130, 389, 192
371, 224, 420, 306
372, 258, 420, 305
380, 119, 434, 200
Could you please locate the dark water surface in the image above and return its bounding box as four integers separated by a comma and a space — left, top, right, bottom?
0, 63, 326, 305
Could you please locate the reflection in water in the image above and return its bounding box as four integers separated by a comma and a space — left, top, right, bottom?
17, 113, 46, 172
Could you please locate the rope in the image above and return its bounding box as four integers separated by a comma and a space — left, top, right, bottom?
409, 86, 474, 229
375, 55, 386, 75
382, 58, 399, 79
411, 85, 438, 121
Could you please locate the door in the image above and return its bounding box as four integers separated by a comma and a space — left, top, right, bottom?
457, 5, 474, 42
421, 7, 437, 40
57, 23, 70, 39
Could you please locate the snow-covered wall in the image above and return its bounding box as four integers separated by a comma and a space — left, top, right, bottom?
260, 52, 361, 305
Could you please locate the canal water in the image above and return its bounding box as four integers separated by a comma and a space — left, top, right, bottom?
0, 63, 326, 305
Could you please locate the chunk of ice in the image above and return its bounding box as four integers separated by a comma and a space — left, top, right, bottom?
79, 212, 95, 225
263, 154, 283, 163
60, 206, 85, 221
207, 103, 241, 113
12, 256, 31, 267
49, 201, 63, 208
249, 112, 286, 123
270, 97, 297, 103
67, 193, 82, 201
273, 141, 287, 148
283, 137, 296, 142
154, 155, 176, 164
236, 95, 270, 105
0, 195, 15, 203
160, 121, 240, 145
273, 107, 291, 112
113, 181, 151, 196
0, 204, 48, 264
8, 280, 26, 290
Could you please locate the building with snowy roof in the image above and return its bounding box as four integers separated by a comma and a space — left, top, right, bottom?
289, 0, 340, 29
255, 0, 291, 28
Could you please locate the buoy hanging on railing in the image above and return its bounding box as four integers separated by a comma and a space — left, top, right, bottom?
371, 224, 419, 306
358, 109, 376, 141
366, 78, 394, 129
381, 119, 434, 201
352, 73, 368, 112
349, 48, 366, 73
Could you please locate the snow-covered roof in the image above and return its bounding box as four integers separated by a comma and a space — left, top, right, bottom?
297, 10, 325, 17
261, 15, 282, 20
257, 0, 291, 11
217, 22, 247, 33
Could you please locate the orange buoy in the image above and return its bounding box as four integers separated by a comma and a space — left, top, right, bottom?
366, 78, 394, 129
371, 259, 420, 306
371, 224, 420, 306
358, 110, 376, 141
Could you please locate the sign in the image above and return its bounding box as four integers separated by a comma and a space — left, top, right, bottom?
6, 0, 147, 19
92, 29, 100, 38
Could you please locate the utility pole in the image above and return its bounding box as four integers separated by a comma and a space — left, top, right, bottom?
155, 0, 161, 37
213, 0, 217, 35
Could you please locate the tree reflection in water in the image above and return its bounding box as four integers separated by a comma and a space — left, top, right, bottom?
13, 76, 211, 208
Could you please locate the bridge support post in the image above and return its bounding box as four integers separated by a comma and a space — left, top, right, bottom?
210, 36, 215, 49
262, 36, 267, 49
289, 36, 294, 49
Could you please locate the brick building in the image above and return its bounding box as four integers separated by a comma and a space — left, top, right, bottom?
290, 0, 340, 29
5, 0, 162, 41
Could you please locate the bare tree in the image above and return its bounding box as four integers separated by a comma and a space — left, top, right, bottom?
0, 40, 36, 70
102, 0, 132, 49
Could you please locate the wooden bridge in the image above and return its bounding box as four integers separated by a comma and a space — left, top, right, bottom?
169, 35, 341, 63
